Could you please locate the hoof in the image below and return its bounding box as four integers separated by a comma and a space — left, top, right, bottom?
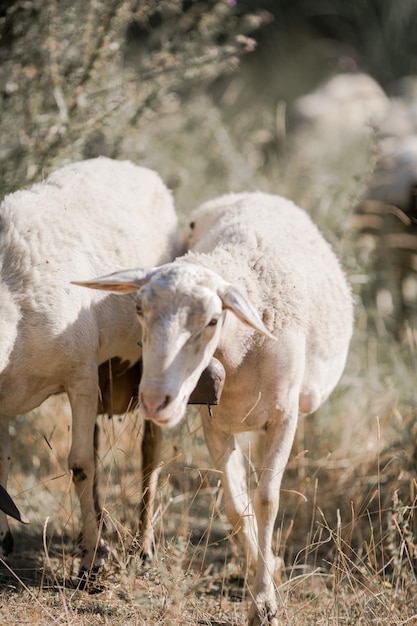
249, 606, 278, 626
129, 533, 154, 567
0, 530, 14, 557
76, 565, 105, 594
128, 547, 153, 569
76, 539, 109, 594
139, 550, 153, 568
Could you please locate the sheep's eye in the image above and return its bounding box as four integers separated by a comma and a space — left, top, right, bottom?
135, 303, 143, 316
206, 317, 218, 328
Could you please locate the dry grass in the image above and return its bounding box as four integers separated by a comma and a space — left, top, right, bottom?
2, 397, 417, 626
3, 255, 417, 624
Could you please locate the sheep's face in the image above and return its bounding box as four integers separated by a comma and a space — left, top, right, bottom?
135, 265, 225, 427
72, 260, 275, 429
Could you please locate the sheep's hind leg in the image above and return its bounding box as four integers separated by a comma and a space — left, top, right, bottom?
93, 421, 103, 522
135, 419, 162, 565
67, 377, 109, 587
0, 417, 13, 561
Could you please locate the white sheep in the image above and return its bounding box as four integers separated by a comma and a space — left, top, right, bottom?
289, 72, 390, 159
75, 191, 353, 624
361, 134, 417, 210
353, 134, 417, 335
0, 156, 180, 582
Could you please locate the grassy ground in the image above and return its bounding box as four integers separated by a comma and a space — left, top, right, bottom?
1, 91, 417, 625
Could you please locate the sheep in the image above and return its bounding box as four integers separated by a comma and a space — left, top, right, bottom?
353, 135, 417, 336
289, 72, 390, 141
74, 191, 354, 625
288, 72, 390, 166
379, 77, 417, 139
0, 156, 180, 582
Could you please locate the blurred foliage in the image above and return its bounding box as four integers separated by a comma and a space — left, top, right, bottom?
2, 1, 417, 203
236, 0, 417, 94
0, 0, 264, 197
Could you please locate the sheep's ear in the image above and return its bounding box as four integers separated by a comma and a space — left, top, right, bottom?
72, 268, 155, 294
219, 284, 276, 340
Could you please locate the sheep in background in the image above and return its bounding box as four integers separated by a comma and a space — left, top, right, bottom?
353, 135, 417, 336
0, 157, 180, 582
75, 191, 353, 625
288, 72, 390, 158
379, 76, 417, 139
360, 135, 417, 210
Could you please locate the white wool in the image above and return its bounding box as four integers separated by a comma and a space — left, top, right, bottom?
0, 156, 179, 572
185, 192, 353, 372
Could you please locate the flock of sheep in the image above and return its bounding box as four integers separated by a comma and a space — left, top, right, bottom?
1, 70, 416, 625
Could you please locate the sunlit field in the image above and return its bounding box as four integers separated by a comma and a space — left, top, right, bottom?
1, 117, 416, 625
2, 2, 417, 624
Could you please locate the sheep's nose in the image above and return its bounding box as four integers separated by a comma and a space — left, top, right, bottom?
140, 390, 171, 417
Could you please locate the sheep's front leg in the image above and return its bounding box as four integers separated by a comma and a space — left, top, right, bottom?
137, 419, 162, 564
201, 413, 259, 568
0, 416, 13, 559
249, 405, 299, 626
67, 378, 108, 581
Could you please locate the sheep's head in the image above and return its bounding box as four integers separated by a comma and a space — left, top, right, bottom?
72, 262, 274, 428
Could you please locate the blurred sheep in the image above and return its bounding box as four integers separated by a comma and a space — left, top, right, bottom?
289, 72, 390, 157
354, 135, 417, 335
379, 76, 417, 139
